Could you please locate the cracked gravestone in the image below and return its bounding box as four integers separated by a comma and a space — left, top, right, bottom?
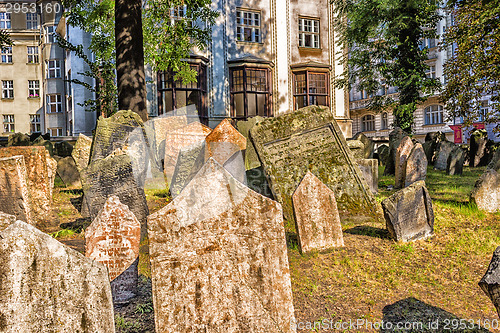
0, 155, 32, 225
205, 118, 246, 165
148, 158, 296, 332
292, 171, 344, 253
381, 180, 434, 242
250, 105, 378, 224
395, 136, 414, 189
85, 195, 141, 304
405, 143, 427, 187
479, 246, 500, 318
0, 221, 115, 332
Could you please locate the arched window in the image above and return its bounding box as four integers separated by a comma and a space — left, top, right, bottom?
425, 105, 444, 125
362, 114, 375, 132
381, 112, 388, 129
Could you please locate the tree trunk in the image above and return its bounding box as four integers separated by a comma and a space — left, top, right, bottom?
115, 0, 148, 121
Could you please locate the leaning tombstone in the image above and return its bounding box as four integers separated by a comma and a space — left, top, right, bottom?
72, 133, 93, 173
236, 116, 265, 170
488, 150, 500, 171
0, 155, 33, 225
0, 211, 16, 232
292, 171, 344, 253
0, 221, 115, 332
470, 168, 500, 213
353, 132, 375, 158
423, 131, 447, 165
384, 127, 405, 175
57, 156, 81, 187
250, 105, 378, 225
148, 158, 296, 332
85, 195, 141, 304
447, 146, 466, 176
205, 118, 247, 165
381, 180, 434, 242
434, 141, 456, 171
470, 129, 489, 167
405, 143, 427, 187
395, 136, 414, 188
479, 246, 500, 318
169, 141, 207, 198
357, 159, 379, 194
246, 166, 274, 199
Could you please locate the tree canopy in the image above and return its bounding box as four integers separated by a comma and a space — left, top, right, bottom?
331, 0, 442, 133
0, 30, 13, 49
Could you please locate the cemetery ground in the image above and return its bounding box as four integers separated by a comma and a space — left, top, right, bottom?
50, 165, 500, 332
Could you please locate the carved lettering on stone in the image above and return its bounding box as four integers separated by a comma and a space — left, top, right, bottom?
0, 155, 32, 225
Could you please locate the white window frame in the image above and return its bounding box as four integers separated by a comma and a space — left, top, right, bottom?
0, 12, 11, 29
27, 46, 39, 64
236, 9, 261, 43
479, 101, 489, 122
425, 105, 444, 125
3, 115, 15, 133
26, 13, 38, 29
298, 17, 320, 48
45, 25, 57, 43
49, 127, 63, 137
2, 80, 14, 98
47, 59, 61, 78
1, 46, 12, 63
30, 114, 41, 133
426, 64, 436, 79
381, 112, 388, 129
28, 80, 40, 98
46, 94, 62, 113
362, 114, 375, 132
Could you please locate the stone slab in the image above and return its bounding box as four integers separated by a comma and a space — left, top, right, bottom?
470, 129, 489, 167
353, 132, 375, 158
236, 116, 265, 170
405, 143, 427, 187
347, 140, 365, 160
292, 171, 344, 253
479, 246, 500, 318
0, 155, 32, 225
250, 105, 377, 223
57, 156, 81, 187
447, 146, 466, 176
0, 221, 115, 332
148, 158, 296, 332
434, 141, 456, 171
145, 115, 188, 168
205, 118, 247, 165
357, 159, 378, 194
0, 211, 16, 232
471, 169, 500, 213
384, 128, 405, 175
170, 141, 207, 198
395, 136, 414, 189
72, 134, 92, 173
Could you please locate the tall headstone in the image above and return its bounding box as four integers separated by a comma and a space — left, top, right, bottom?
381, 180, 434, 242
0, 221, 115, 332
72, 134, 93, 173
236, 116, 265, 170
423, 131, 447, 165
434, 141, 456, 171
357, 159, 379, 194
395, 137, 414, 189
479, 246, 500, 318
169, 141, 207, 198
447, 146, 466, 176
405, 143, 428, 187
353, 132, 375, 158
470, 129, 489, 167
57, 156, 81, 187
384, 128, 405, 175
292, 171, 344, 253
250, 106, 378, 224
0, 155, 32, 225
46, 152, 57, 200
85, 195, 141, 303
0, 211, 16, 232
205, 118, 247, 165
148, 159, 296, 332
146, 115, 187, 168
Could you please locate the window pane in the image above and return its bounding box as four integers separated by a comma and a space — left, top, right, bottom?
163, 91, 173, 113
295, 96, 307, 109
257, 94, 266, 116
248, 93, 257, 117
234, 93, 245, 117
176, 90, 187, 109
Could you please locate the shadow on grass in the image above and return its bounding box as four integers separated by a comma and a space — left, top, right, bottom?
69, 195, 84, 211
381, 297, 491, 332
286, 231, 299, 250
344, 225, 390, 239
60, 188, 84, 195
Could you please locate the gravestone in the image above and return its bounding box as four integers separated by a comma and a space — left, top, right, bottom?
164, 121, 212, 180
0, 211, 16, 232
479, 246, 500, 317
246, 166, 274, 199
32, 136, 54, 156
80, 154, 149, 234
377, 144, 389, 166
205, 118, 247, 165
488, 150, 500, 171
0, 146, 52, 224
146, 115, 187, 168
357, 159, 378, 194
423, 131, 447, 165
148, 159, 296, 332
169, 141, 207, 198
353, 132, 375, 158
471, 169, 500, 213
57, 156, 81, 187
470, 129, 489, 167
236, 116, 265, 170
292, 171, 344, 253
250, 105, 377, 224
222, 150, 246, 184
381, 180, 434, 242
90, 110, 145, 162
85, 195, 141, 303
405, 143, 427, 187
0, 155, 32, 225
384, 127, 405, 175
347, 140, 365, 159
395, 137, 414, 188
447, 146, 466, 175
0, 221, 115, 332
53, 141, 73, 157
434, 141, 456, 171
72, 134, 92, 173
7, 132, 30, 147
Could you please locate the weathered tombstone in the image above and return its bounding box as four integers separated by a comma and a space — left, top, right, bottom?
423, 131, 447, 165
0, 221, 115, 332
205, 118, 247, 165
447, 146, 466, 176
488, 150, 500, 171
381, 180, 434, 242
395, 137, 414, 188
145, 115, 187, 168
72, 133, 92, 173
479, 246, 500, 318
384, 127, 405, 175
236, 116, 265, 170
222, 149, 247, 184
470, 169, 500, 213
250, 106, 378, 224
0, 211, 16, 232
169, 141, 207, 198
164, 121, 212, 180
347, 140, 365, 160
7, 132, 30, 147
470, 129, 489, 167
357, 159, 379, 194
85, 195, 141, 304
405, 143, 427, 187
434, 141, 456, 171
0, 155, 32, 225
57, 156, 81, 187
148, 159, 296, 332
377, 144, 389, 166
246, 166, 274, 199
53, 141, 73, 157
292, 171, 344, 253
80, 154, 149, 234
353, 132, 375, 158
32, 136, 54, 156
0, 146, 52, 224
